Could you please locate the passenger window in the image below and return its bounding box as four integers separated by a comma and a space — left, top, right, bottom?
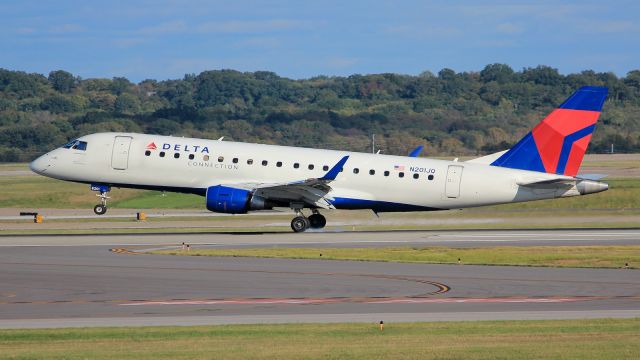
145, 150, 151, 156
188, 154, 194, 160
353, 168, 359, 174
384, 171, 390, 177
247, 159, 253, 165
218, 156, 224, 162
233, 158, 238, 163
276, 161, 283, 167
323, 165, 329, 171
159, 151, 165, 158
203, 155, 209, 161
413, 173, 419, 179
369, 169, 375, 175
399, 172, 404, 178
428, 174, 434, 181
174, 153, 180, 159
308, 164, 314, 170
262, 160, 268, 166
294, 163, 300, 169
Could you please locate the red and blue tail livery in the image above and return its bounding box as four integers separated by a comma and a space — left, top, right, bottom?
491, 86, 608, 176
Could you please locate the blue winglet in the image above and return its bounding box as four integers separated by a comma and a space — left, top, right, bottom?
320, 155, 349, 181
408, 146, 423, 157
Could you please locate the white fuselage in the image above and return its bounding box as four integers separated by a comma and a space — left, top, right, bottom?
29, 132, 596, 212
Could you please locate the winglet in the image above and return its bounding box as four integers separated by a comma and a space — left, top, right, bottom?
320, 155, 349, 181
408, 146, 423, 157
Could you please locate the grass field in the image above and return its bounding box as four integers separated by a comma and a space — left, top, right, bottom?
0, 175, 202, 209
2, 157, 639, 234
0, 319, 638, 359
151, 245, 640, 269
1, 155, 639, 211
1, 174, 638, 211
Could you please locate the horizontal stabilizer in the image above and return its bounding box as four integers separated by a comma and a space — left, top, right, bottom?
577, 173, 608, 181
516, 175, 575, 186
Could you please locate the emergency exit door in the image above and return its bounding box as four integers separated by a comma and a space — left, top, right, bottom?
111, 136, 132, 170
445, 165, 463, 198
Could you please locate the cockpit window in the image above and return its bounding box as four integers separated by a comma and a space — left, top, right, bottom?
62, 139, 88, 151
62, 139, 77, 149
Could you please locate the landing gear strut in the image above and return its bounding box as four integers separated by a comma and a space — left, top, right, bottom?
289, 205, 326, 233
91, 184, 111, 215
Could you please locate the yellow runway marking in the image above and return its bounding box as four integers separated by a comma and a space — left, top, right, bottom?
109, 248, 140, 255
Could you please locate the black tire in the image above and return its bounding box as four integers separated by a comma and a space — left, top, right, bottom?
94, 204, 107, 215
291, 216, 309, 232
308, 214, 327, 228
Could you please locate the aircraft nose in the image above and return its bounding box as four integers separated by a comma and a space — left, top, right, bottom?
29, 154, 50, 174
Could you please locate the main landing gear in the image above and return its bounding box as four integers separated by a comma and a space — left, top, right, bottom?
290, 207, 326, 233
91, 184, 111, 215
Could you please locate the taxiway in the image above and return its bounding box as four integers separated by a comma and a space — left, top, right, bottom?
0, 229, 638, 328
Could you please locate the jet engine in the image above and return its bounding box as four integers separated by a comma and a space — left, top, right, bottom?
205, 185, 272, 214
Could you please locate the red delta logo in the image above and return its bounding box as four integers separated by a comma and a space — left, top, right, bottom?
146, 142, 157, 150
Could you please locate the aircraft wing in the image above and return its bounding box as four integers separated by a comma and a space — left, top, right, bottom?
224, 155, 350, 209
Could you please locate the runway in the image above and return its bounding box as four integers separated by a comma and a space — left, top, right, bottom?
0, 229, 638, 328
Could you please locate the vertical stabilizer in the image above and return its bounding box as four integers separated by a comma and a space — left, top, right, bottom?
491, 86, 608, 176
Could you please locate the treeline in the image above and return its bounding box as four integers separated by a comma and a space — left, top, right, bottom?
1, 64, 639, 162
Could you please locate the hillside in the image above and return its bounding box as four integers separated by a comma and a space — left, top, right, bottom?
1, 64, 639, 161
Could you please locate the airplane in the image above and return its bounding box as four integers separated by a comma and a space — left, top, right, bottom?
29, 86, 609, 232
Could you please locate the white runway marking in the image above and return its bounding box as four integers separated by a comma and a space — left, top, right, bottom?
120, 296, 595, 306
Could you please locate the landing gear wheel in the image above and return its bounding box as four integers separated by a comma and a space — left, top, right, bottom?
93, 204, 107, 215
308, 214, 326, 229
291, 216, 310, 233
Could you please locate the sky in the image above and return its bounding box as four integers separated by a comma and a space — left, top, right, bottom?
1, 0, 639, 82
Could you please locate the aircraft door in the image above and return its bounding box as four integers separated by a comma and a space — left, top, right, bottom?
111, 136, 132, 170
445, 165, 463, 198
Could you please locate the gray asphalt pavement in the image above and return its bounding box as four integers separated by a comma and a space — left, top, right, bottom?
0, 229, 638, 328
3, 228, 640, 247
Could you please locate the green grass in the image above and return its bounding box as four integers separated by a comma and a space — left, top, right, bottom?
0, 319, 638, 359
1, 175, 638, 211
111, 191, 202, 209
151, 245, 640, 269
484, 178, 640, 211
0, 163, 29, 171
1, 159, 638, 212
0, 175, 202, 209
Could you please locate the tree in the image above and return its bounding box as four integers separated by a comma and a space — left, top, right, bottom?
41, 95, 80, 113
109, 77, 132, 95
480, 64, 515, 84
522, 65, 562, 86
114, 93, 140, 114
48, 70, 76, 93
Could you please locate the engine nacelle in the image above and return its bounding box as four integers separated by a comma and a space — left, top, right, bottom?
205, 185, 272, 214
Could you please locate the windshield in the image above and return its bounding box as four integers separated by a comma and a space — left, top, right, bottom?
62, 139, 88, 151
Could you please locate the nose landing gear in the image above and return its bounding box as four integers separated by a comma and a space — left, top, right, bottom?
91, 184, 111, 215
